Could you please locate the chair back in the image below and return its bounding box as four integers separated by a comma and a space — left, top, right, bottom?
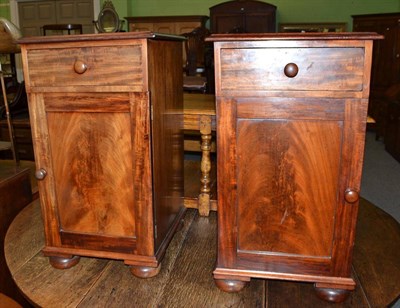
182, 27, 211, 76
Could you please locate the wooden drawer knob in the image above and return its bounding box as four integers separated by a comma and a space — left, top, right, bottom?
284, 63, 299, 78
344, 189, 359, 203
35, 168, 47, 180
74, 60, 87, 74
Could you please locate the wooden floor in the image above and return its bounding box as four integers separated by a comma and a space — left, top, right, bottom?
3, 160, 400, 307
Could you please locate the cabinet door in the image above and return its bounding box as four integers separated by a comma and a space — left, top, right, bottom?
217, 96, 367, 277
212, 13, 244, 33
32, 92, 153, 255
18, 1, 57, 36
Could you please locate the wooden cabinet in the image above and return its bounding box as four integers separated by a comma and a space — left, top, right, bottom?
0, 118, 34, 161
352, 13, 400, 139
208, 33, 380, 302
126, 15, 208, 35
385, 100, 400, 162
18, 0, 95, 36
209, 0, 276, 33
19, 32, 185, 277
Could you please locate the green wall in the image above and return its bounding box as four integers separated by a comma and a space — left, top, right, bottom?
0, 0, 10, 19
123, 0, 400, 30
1, 0, 399, 30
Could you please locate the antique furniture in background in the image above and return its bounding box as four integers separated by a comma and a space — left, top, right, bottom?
126, 15, 208, 35
208, 32, 381, 302
18, 0, 94, 36
0, 118, 34, 161
352, 13, 400, 140
182, 27, 212, 93
183, 93, 216, 216
0, 18, 25, 163
279, 22, 347, 33
384, 83, 400, 162
0, 166, 32, 307
93, 0, 124, 33
19, 32, 185, 278
42, 23, 83, 35
209, 0, 276, 33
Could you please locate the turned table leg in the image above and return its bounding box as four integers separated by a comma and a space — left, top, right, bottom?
199, 115, 212, 216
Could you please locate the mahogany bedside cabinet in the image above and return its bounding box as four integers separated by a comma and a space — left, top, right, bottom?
18, 32, 185, 278
207, 32, 382, 302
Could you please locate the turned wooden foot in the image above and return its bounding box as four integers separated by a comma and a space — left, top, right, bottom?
314, 285, 351, 303
49, 255, 80, 269
214, 278, 248, 292
130, 264, 161, 278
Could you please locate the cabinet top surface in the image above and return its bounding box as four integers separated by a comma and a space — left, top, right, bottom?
206, 32, 383, 42
17, 31, 185, 45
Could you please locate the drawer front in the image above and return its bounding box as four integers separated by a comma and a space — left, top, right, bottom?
219, 47, 365, 93
26, 45, 144, 87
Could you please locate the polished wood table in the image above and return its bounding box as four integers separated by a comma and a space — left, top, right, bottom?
5, 197, 400, 307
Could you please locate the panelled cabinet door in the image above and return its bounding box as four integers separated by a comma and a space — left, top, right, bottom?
217, 96, 366, 276
35, 92, 150, 255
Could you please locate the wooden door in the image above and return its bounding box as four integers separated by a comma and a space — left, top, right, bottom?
33, 91, 153, 255
216, 95, 367, 279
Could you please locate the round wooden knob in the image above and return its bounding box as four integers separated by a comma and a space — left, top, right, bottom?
35, 168, 47, 180
284, 63, 299, 78
74, 60, 87, 74
344, 189, 359, 203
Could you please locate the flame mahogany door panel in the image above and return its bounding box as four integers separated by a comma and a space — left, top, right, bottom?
208, 33, 381, 302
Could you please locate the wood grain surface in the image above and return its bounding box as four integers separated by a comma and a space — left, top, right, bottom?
5, 188, 400, 307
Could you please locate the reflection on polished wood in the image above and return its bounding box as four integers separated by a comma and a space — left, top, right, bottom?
5, 191, 400, 307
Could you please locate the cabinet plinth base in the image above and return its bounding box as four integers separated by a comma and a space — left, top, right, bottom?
49, 255, 80, 269
314, 285, 352, 303
130, 263, 161, 278
214, 278, 248, 292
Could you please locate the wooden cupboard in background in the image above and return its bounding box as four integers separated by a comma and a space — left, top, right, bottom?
18, 0, 95, 36
208, 32, 380, 303
352, 13, 400, 140
209, 0, 276, 33
18, 32, 185, 277
126, 15, 208, 35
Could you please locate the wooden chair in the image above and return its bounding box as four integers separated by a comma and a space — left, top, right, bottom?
0, 18, 21, 164
182, 27, 211, 93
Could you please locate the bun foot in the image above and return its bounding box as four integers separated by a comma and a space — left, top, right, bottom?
214, 278, 248, 292
130, 264, 161, 278
49, 255, 80, 269
314, 285, 351, 303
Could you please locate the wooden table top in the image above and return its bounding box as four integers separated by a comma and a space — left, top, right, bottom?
183, 93, 216, 131
5, 195, 400, 307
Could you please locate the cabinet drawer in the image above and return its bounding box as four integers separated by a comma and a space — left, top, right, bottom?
219, 47, 365, 93
25, 45, 144, 88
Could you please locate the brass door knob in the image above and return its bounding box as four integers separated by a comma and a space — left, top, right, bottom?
344, 189, 359, 203
284, 63, 299, 78
74, 60, 87, 74
35, 168, 47, 180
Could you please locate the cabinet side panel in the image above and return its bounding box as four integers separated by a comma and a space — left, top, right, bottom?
148, 40, 184, 250
237, 119, 342, 257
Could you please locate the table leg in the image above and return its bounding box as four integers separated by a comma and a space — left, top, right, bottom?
199, 115, 211, 216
